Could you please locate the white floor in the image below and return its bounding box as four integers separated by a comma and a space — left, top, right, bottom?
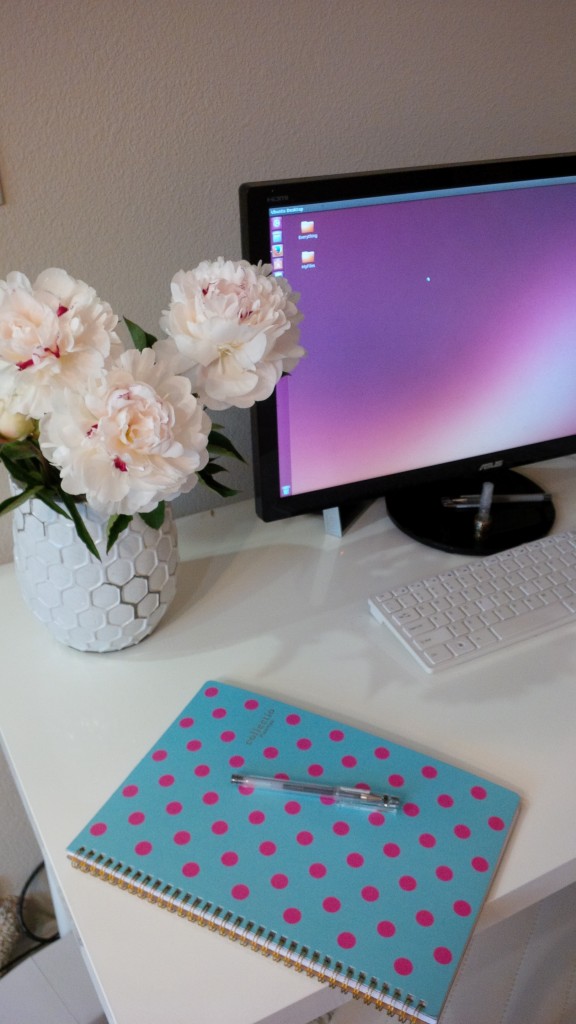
1, 883, 575, 1024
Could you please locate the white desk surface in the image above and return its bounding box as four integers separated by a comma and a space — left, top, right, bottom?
2, 458, 576, 1024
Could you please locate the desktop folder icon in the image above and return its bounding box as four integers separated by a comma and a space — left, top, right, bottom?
300, 220, 315, 234
301, 250, 315, 265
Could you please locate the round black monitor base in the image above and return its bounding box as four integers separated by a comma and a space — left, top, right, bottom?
385, 469, 555, 556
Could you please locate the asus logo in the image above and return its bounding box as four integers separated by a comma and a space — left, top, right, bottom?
479, 459, 504, 471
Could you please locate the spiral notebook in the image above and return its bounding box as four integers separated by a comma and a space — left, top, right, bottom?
67, 681, 520, 1023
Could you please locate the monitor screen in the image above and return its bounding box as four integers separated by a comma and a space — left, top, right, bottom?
240, 155, 576, 554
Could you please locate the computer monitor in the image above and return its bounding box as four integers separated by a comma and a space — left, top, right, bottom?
239, 154, 576, 555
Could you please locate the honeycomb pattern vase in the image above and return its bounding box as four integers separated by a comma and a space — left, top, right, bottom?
12, 497, 179, 652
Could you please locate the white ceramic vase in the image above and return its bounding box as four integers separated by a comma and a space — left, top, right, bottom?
11, 496, 179, 652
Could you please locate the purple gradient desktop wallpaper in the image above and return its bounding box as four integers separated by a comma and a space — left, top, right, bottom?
272, 182, 576, 499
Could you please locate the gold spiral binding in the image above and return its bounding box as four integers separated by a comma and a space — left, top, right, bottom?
68, 847, 429, 1021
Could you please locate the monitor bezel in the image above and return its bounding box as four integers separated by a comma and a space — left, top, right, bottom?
240, 153, 576, 523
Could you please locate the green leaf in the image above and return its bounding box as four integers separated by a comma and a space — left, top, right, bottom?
58, 493, 101, 560
0, 438, 42, 462
106, 514, 133, 551
0, 484, 44, 516
207, 429, 246, 462
139, 502, 165, 529
124, 317, 158, 352
198, 464, 239, 498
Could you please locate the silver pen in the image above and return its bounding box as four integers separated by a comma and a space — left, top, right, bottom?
443, 492, 552, 508
231, 773, 401, 809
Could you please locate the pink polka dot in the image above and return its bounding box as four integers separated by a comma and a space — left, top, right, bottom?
122, 785, 138, 797
308, 763, 324, 777
347, 852, 364, 868
212, 707, 227, 719
202, 791, 219, 805
166, 801, 183, 815
377, 920, 396, 938
128, 812, 145, 825
179, 717, 194, 728
403, 803, 420, 817
388, 774, 404, 788
186, 739, 202, 752
194, 764, 210, 777
383, 842, 401, 858
434, 947, 453, 965
419, 833, 437, 848
341, 755, 357, 768
244, 699, 259, 710
271, 874, 289, 889
438, 793, 454, 808
471, 785, 487, 800
284, 907, 302, 925
220, 730, 236, 743
369, 812, 385, 826
453, 900, 472, 917
362, 886, 380, 902
90, 822, 107, 836
259, 841, 277, 856
329, 730, 345, 742
489, 816, 505, 831
249, 810, 265, 825
337, 931, 356, 949
323, 896, 341, 912
320, 796, 336, 806
159, 774, 175, 787
229, 755, 244, 768
238, 784, 254, 796
182, 862, 199, 877
263, 747, 278, 759
212, 820, 228, 835
399, 875, 417, 891
416, 910, 435, 927
286, 714, 301, 725
472, 856, 490, 872
285, 800, 301, 815
152, 749, 168, 761
333, 821, 350, 836
374, 746, 390, 760
231, 884, 250, 900
454, 824, 471, 839
309, 862, 327, 879
422, 765, 438, 779
204, 686, 219, 697
174, 831, 191, 845
436, 865, 454, 882
297, 831, 314, 846
296, 737, 312, 750
394, 957, 413, 976
221, 851, 238, 867
134, 841, 152, 856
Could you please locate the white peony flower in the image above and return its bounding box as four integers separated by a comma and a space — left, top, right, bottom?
40, 347, 211, 517
159, 258, 304, 410
0, 269, 121, 418
0, 398, 35, 440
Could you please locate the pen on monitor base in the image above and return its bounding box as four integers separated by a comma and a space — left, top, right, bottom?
231, 773, 401, 809
474, 481, 494, 539
442, 492, 552, 508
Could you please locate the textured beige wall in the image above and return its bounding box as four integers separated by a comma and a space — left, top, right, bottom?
1, 0, 575, 891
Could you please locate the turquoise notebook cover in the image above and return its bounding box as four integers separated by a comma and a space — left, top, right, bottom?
68, 681, 520, 1022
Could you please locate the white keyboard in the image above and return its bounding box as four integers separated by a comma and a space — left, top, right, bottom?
369, 530, 576, 672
